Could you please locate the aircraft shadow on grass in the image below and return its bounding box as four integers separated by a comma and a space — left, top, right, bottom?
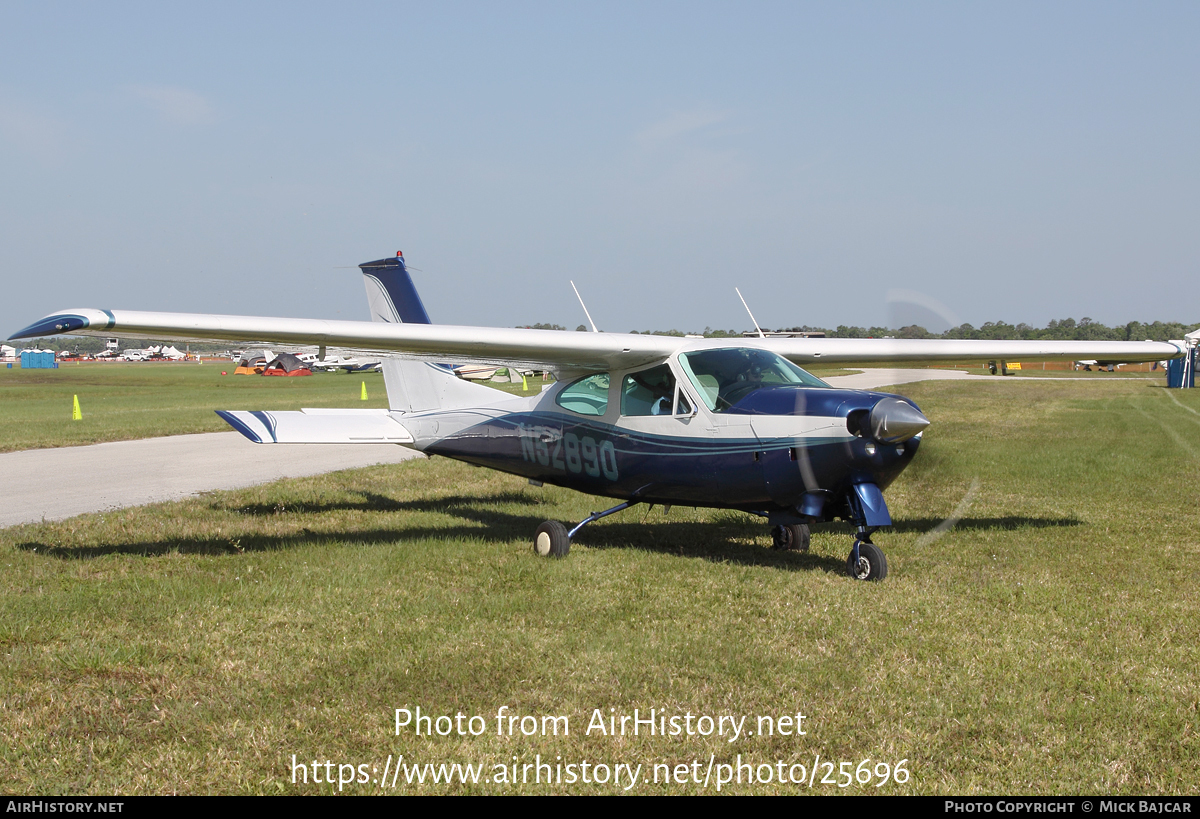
887, 516, 1083, 534
16, 489, 1082, 572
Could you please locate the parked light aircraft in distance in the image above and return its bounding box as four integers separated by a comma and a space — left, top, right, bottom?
311, 355, 381, 374
12, 251, 1187, 580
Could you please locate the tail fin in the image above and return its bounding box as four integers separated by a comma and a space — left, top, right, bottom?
359, 252, 432, 325
359, 251, 504, 413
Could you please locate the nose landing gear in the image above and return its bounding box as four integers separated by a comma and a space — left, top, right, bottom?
844, 484, 891, 581
847, 535, 887, 581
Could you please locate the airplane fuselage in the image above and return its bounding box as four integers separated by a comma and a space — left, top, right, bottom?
406, 373, 921, 520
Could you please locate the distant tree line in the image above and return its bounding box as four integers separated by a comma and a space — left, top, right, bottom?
823, 318, 1196, 343
622, 317, 1197, 343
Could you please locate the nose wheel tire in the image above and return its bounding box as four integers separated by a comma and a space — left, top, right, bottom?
771, 523, 811, 552
847, 540, 887, 581
534, 521, 570, 558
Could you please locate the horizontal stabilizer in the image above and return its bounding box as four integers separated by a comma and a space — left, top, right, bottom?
216, 408, 414, 444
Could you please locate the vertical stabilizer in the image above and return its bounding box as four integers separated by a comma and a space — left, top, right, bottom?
358, 251, 505, 413
359, 252, 432, 325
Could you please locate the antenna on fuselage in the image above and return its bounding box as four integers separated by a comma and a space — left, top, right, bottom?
736, 287, 766, 339
571, 281, 600, 332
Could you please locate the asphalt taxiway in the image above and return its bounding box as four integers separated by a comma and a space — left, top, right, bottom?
0, 433, 421, 528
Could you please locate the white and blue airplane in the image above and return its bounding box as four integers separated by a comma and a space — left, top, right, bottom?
11, 252, 1186, 580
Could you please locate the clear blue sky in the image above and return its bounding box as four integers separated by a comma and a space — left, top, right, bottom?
3, 1, 1198, 337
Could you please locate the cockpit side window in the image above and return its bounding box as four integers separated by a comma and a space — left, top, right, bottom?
674, 388, 692, 417
621, 364, 676, 416
556, 373, 610, 416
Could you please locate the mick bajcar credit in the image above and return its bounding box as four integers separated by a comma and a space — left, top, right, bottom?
287, 705, 912, 792
944, 802, 1194, 813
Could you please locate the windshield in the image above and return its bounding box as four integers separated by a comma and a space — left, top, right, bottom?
678, 349, 830, 412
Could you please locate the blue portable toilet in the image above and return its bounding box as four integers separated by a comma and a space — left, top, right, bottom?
1166, 348, 1195, 389
19, 351, 56, 369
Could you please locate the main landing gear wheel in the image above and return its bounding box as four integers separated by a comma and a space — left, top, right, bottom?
771, 523, 810, 552
533, 521, 570, 558
847, 540, 887, 581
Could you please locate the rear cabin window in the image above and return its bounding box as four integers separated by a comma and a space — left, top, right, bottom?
556, 374, 610, 416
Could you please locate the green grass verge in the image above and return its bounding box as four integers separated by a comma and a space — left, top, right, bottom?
0, 363, 545, 453
1, 378, 1198, 794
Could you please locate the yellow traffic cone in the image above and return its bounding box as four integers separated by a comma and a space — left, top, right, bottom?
361, 381, 368, 401
522, 373, 529, 391
72, 395, 82, 421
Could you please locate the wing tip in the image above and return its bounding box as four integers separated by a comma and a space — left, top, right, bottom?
9, 312, 94, 341
215, 410, 267, 444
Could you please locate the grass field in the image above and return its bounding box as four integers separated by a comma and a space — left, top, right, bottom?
2, 370, 1198, 794
0, 362, 391, 453
0, 362, 566, 453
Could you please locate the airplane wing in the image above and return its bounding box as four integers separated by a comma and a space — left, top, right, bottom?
10, 308, 685, 371
10, 307, 1185, 371
762, 336, 1184, 366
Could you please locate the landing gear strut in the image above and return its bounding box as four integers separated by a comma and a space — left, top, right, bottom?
532, 501, 638, 558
